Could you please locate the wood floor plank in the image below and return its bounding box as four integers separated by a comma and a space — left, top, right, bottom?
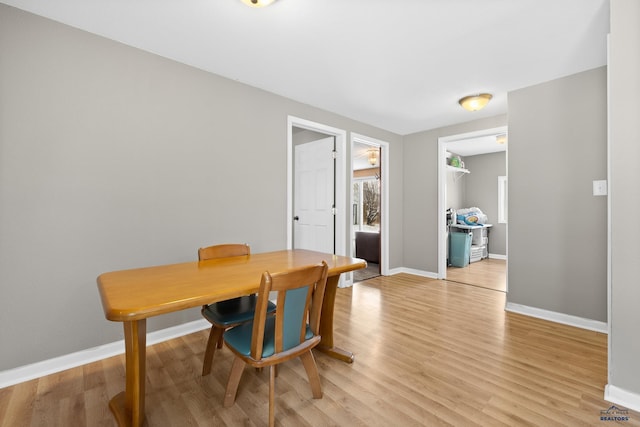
2, 272, 638, 426
446, 258, 506, 292
1, 380, 37, 427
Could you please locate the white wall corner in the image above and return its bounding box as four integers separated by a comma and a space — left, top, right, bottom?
605, 384, 640, 413
505, 302, 608, 334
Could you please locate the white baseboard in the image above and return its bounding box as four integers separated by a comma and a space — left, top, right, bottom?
489, 253, 507, 260
505, 302, 608, 334
0, 319, 210, 389
605, 384, 640, 413
386, 267, 404, 276
388, 267, 438, 279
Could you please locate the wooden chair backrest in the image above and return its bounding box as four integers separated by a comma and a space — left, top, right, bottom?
198, 244, 250, 261
250, 261, 328, 361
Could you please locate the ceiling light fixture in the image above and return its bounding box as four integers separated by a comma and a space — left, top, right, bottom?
496, 134, 507, 144
458, 93, 493, 112
241, 0, 277, 7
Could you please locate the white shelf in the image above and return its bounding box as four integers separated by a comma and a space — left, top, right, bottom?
447, 165, 469, 181
450, 224, 492, 230
447, 165, 470, 174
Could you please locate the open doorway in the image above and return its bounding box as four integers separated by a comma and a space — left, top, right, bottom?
287, 116, 346, 260
286, 116, 350, 286
352, 143, 381, 281
350, 133, 390, 282
437, 127, 508, 292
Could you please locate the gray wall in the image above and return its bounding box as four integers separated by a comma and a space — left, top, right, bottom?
445, 160, 465, 215
0, 5, 403, 370
464, 152, 507, 256
403, 115, 508, 272
508, 67, 608, 322
609, 0, 640, 399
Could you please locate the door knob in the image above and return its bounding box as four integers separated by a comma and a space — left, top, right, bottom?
294, 216, 299, 221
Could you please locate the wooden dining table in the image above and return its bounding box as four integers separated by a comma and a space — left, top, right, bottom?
97, 249, 366, 427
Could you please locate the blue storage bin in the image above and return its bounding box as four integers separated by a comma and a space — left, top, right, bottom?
450, 232, 471, 267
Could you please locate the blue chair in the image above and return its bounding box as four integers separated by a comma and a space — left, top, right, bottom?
222, 261, 329, 427
199, 244, 276, 376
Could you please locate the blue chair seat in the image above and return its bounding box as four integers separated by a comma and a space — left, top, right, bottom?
202, 295, 276, 327
225, 316, 313, 359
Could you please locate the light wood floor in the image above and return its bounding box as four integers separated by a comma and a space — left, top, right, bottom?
2, 273, 637, 426
447, 258, 506, 292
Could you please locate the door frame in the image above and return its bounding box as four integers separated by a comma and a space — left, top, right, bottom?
437, 126, 508, 280
350, 133, 390, 276
287, 116, 346, 260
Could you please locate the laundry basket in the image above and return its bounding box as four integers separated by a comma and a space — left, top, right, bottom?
449, 232, 471, 267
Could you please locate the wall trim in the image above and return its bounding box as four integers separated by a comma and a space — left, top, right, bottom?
505, 302, 608, 334
489, 253, 507, 260
388, 267, 439, 279
604, 384, 640, 413
0, 319, 210, 389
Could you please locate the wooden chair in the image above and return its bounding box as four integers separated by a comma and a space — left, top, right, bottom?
199, 243, 276, 376
222, 261, 329, 427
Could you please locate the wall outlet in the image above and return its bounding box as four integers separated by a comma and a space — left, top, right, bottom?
593, 180, 607, 196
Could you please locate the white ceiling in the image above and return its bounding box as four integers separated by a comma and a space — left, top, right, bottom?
2, 0, 610, 135
447, 134, 507, 157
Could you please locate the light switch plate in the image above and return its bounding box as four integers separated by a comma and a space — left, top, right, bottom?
593, 180, 607, 196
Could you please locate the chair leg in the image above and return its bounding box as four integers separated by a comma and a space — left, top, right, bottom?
217, 331, 225, 349
202, 326, 224, 376
300, 351, 322, 399
269, 365, 276, 427
223, 357, 246, 407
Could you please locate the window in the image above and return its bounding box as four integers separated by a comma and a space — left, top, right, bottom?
353, 178, 380, 231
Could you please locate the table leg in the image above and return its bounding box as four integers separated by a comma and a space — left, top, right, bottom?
316, 274, 354, 363
109, 319, 147, 427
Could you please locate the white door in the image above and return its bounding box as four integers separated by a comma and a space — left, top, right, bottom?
293, 137, 335, 253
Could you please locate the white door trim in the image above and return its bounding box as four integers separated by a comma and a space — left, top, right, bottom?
287, 116, 346, 259
437, 126, 508, 280
351, 133, 390, 276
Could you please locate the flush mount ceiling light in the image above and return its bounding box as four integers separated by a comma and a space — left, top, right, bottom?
241, 0, 277, 7
458, 93, 493, 112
